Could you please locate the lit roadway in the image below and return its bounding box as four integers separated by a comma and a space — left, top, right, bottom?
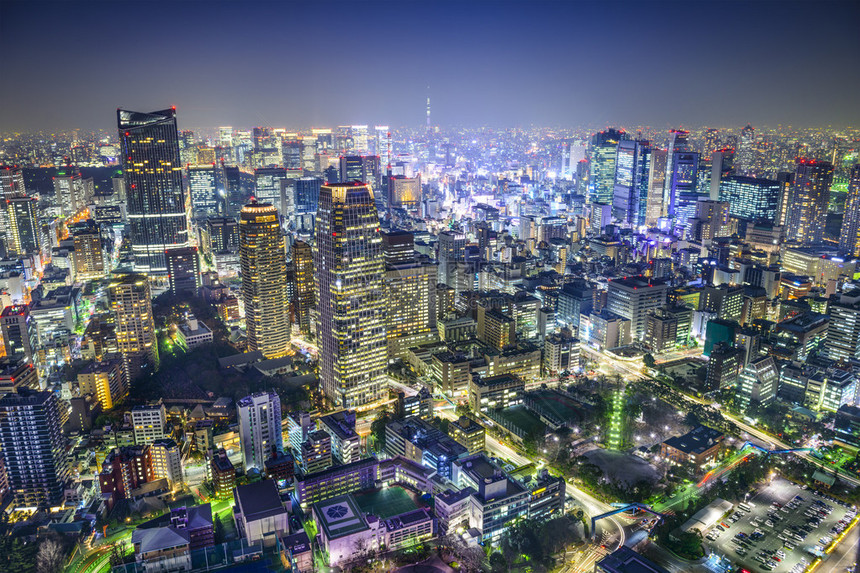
581, 346, 860, 487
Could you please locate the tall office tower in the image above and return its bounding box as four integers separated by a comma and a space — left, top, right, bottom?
118, 108, 190, 274
438, 230, 466, 290
339, 155, 381, 189
644, 148, 668, 226
292, 240, 315, 336
218, 126, 233, 148
588, 128, 629, 204
108, 274, 159, 382
206, 217, 239, 253
709, 148, 735, 200
374, 126, 391, 168
351, 125, 370, 154
71, 219, 105, 279
736, 124, 756, 175
667, 151, 700, 227
1, 305, 38, 363
178, 130, 196, 165
315, 183, 387, 408
254, 166, 287, 209
237, 391, 283, 472
165, 246, 201, 296
282, 138, 303, 170
718, 175, 781, 221
825, 290, 860, 362
838, 165, 860, 256
612, 139, 651, 225
239, 200, 290, 359
188, 163, 225, 216
662, 129, 690, 214
383, 233, 437, 356
0, 389, 69, 508
702, 128, 720, 156
785, 159, 834, 244
293, 177, 322, 213
774, 171, 794, 227
6, 196, 41, 256
53, 168, 94, 216
388, 175, 421, 212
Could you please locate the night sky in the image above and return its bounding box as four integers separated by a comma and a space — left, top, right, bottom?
1, 0, 858, 132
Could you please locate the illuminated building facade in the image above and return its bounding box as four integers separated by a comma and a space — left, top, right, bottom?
588, 128, 628, 205
718, 175, 781, 221
315, 182, 387, 408
291, 239, 315, 336
785, 158, 834, 244
109, 274, 159, 382
239, 201, 290, 359
118, 108, 191, 274
838, 164, 860, 256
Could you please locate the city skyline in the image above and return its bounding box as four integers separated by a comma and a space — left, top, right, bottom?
1, 0, 859, 132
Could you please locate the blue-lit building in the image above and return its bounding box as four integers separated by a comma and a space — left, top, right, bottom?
612, 139, 652, 226
718, 175, 781, 221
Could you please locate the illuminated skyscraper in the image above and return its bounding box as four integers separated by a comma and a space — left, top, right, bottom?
838, 165, 860, 256
0, 389, 70, 508
188, 163, 225, 216
315, 182, 387, 408
718, 175, 781, 221
736, 124, 755, 175
382, 231, 437, 357
291, 240, 315, 336
109, 274, 159, 382
71, 219, 105, 280
118, 108, 191, 274
588, 128, 628, 204
644, 148, 668, 226
254, 167, 287, 212
612, 140, 651, 226
239, 200, 290, 359
785, 159, 834, 244
5, 196, 41, 256
53, 167, 93, 216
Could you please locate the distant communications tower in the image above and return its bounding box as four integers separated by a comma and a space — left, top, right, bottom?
426, 86, 431, 131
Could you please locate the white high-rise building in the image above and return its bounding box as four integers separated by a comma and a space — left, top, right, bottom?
237, 391, 283, 472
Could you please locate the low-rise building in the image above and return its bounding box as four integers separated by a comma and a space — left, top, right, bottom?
660, 425, 724, 469
176, 315, 213, 349
294, 457, 379, 508
448, 416, 485, 454
233, 479, 289, 547
469, 373, 524, 413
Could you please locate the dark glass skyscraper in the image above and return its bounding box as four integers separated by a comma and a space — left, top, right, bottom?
118, 108, 190, 274
612, 139, 651, 226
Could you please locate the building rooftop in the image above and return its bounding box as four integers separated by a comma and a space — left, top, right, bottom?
313, 494, 369, 540
663, 425, 723, 455
596, 546, 669, 573
131, 526, 190, 555
234, 479, 286, 521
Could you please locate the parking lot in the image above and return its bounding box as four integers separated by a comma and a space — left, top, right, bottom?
703, 477, 857, 573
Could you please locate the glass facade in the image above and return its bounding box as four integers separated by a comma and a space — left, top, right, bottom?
118, 108, 190, 274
